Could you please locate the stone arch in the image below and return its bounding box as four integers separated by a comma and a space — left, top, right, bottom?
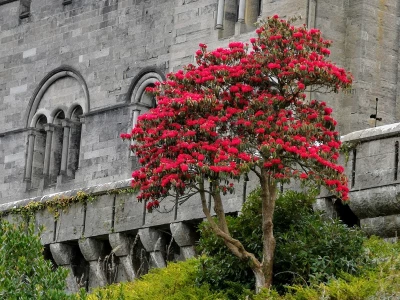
126, 68, 165, 159
126, 67, 165, 105
24, 67, 89, 189
50, 106, 68, 123
31, 109, 51, 128
25, 66, 90, 129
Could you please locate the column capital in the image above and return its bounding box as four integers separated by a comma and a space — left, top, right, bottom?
43, 123, 56, 132
62, 118, 81, 127
27, 127, 43, 136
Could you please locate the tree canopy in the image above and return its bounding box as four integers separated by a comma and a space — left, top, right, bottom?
122, 15, 352, 290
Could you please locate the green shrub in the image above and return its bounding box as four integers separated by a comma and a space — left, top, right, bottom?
82, 259, 228, 300
0, 220, 70, 300
276, 237, 400, 299
197, 188, 367, 293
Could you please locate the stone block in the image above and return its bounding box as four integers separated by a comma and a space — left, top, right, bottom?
118, 255, 136, 281
79, 238, 106, 261
349, 185, 400, 219
143, 196, 175, 227
56, 202, 85, 242
361, 214, 400, 238
50, 243, 74, 266
138, 228, 164, 252
34, 209, 55, 245
84, 194, 114, 237
170, 222, 195, 247
109, 232, 132, 256
113, 193, 144, 232
149, 251, 166, 269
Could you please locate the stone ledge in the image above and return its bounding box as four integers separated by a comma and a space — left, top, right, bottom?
341, 122, 400, 143
0, 179, 132, 214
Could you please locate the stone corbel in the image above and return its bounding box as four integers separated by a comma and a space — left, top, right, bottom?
138, 228, 166, 268
78, 238, 108, 290
170, 222, 196, 259
50, 243, 80, 293
109, 233, 136, 281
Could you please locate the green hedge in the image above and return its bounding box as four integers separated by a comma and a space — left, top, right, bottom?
80, 259, 228, 300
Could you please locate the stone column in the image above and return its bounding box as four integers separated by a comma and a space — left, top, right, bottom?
60, 119, 71, 176
170, 222, 196, 259
109, 233, 136, 282
215, 0, 225, 29
138, 228, 166, 268
78, 238, 107, 290
24, 129, 36, 183
237, 0, 246, 22
43, 124, 54, 182
50, 243, 80, 293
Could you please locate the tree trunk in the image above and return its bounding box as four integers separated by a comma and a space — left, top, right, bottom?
198, 179, 266, 292
253, 266, 266, 294
259, 170, 277, 290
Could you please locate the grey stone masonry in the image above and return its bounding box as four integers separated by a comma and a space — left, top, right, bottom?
1, 0, 399, 204
50, 243, 81, 293
315, 122, 400, 237
1, 0, 400, 293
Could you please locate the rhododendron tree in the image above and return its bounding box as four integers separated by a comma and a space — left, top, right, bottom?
122, 16, 352, 291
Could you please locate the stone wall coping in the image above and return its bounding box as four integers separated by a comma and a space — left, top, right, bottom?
0, 179, 132, 213
341, 122, 400, 143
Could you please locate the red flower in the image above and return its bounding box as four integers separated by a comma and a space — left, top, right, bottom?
300, 173, 308, 179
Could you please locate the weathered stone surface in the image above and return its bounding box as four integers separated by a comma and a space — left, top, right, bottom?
361, 215, 400, 238
138, 228, 164, 252
1, 0, 400, 292
170, 222, 195, 247
79, 238, 106, 262
118, 255, 136, 282
84, 194, 114, 237
181, 246, 196, 259
50, 243, 74, 266
87, 261, 108, 291
56, 202, 85, 242
63, 265, 80, 294
144, 195, 175, 227
113, 193, 144, 232
109, 233, 132, 257
313, 198, 336, 219
349, 186, 400, 219
34, 209, 55, 245
149, 251, 166, 269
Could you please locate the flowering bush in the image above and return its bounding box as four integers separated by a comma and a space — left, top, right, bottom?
123, 15, 352, 291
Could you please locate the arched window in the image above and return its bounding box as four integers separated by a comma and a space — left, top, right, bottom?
66, 106, 83, 178
130, 71, 163, 129
49, 110, 65, 185
127, 70, 164, 160
26, 115, 47, 189
216, 0, 261, 38
24, 67, 89, 190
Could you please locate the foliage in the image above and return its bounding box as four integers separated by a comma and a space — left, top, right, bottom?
76, 236, 400, 300
78, 259, 229, 300
124, 15, 352, 289
197, 188, 367, 293
0, 220, 70, 300
273, 237, 400, 299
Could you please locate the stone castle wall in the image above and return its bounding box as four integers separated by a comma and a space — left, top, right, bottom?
0, 0, 399, 204
0, 0, 400, 292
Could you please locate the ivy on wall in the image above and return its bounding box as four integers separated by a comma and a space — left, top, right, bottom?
1, 188, 136, 221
